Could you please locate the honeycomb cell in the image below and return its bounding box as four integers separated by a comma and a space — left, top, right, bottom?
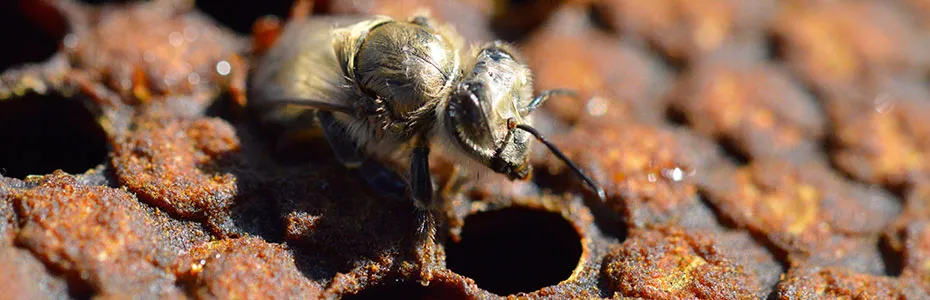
602, 226, 770, 299
66, 1, 246, 108
488, 0, 566, 41
699, 160, 900, 272
540, 117, 723, 229
670, 60, 824, 163
10, 171, 208, 298
195, 0, 293, 34
593, 0, 777, 63
715, 231, 783, 296
0, 1, 66, 72
883, 182, 930, 257
776, 266, 928, 299
445, 207, 582, 295
520, 6, 672, 123
174, 237, 323, 298
111, 117, 239, 220
772, 0, 927, 93
899, 221, 930, 290
0, 94, 108, 179
826, 77, 930, 189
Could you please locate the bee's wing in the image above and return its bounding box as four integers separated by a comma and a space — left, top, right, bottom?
260, 97, 355, 115
249, 16, 375, 116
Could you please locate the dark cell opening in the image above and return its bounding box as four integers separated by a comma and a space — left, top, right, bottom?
716, 135, 750, 166
765, 32, 787, 62
644, 38, 687, 75
195, 0, 294, 34
879, 234, 904, 277
0, 1, 67, 72
587, 1, 618, 33
342, 281, 469, 300
665, 106, 691, 127
490, 0, 563, 42
0, 94, 108, 179
445, 207, 583, 295
205, 92, 243, 124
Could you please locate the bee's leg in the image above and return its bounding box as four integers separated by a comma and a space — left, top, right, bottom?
317, 111, 408, 200
410, 138, 440, 282
409, 139, 435, 238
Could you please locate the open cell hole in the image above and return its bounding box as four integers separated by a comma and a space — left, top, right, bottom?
665, 106, 691, 127
490, 0, 564, 42
445, 207, 583, 295
195, 0, 295, 34
716, 135, 751, 166
0, 94, 108, 179
0, 1, 67, 72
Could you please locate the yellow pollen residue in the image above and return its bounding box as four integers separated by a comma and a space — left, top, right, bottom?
655, 254, 707, 292
190, 262, 203, 274
779, 184, 819, 235
189, 259, 207, 275
693, 16, 728, 51
802, 18, 857, 82
751, 109, 776, 129
875, 116, 924, 176
624, 152, 650, 172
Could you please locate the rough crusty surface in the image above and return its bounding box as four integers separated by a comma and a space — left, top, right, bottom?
174, 237, 324, 299
602, 226, 776, 299
2, 0, 930, 299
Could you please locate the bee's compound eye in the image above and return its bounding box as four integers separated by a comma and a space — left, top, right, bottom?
411, 16, 431, 27
483, 46, 512, 62
453, 82, 487, 128
447, 82, 496, 153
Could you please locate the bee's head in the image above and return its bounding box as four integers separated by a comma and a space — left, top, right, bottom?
444, 42, 607, 200
445, 43, 534, 180
446, 82, 534, 180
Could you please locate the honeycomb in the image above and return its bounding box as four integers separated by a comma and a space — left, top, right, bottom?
2, 0, 929, 299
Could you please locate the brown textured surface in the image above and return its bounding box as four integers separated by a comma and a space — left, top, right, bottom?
2, 0, 930, 299
776, 266, 928, 299
7, 171, 209, 298
541, 117, 720, 230
669, 59, 824, 163
111, 117, 239, 219
602, 226, 775, 299
174, 237, 324, 299
700, 160, 900, 268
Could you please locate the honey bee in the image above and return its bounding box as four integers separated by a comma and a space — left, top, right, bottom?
248, 13, 605, 235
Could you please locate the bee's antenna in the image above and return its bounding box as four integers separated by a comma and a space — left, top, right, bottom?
515, 124, 607, 201
520, 89, 578, 115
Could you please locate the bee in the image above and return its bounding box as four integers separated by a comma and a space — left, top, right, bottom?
248, 13, 605, 235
